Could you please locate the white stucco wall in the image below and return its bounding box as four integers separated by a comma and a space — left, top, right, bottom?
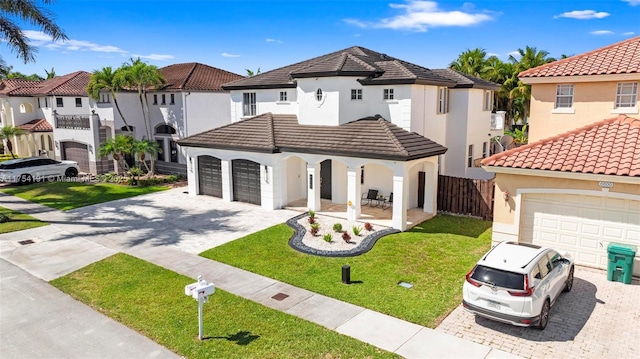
230, 89, 299, 122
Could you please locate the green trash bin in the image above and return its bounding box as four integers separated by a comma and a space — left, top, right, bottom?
607, 243, 637, 284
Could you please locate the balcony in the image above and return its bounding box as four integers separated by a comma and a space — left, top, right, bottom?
55, 115, 90, 130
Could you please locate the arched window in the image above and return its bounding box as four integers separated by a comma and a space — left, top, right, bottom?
19, 103, 34, 113
121, 125, 134, 132
315, 88, 323, 102
155, 124, 177, 135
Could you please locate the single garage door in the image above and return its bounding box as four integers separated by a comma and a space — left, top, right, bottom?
61, 141, 90, 173
198, 156, 222, 197
232, 159, 261, 205
521, 193, 640, 274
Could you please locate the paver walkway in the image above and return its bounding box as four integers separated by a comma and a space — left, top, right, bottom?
0, 190, 520, 358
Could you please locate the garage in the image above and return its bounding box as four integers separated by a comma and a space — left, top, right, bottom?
198, 155, 222, 197
61, 141, 90, 173
521, 193, 640, 273
232, 159, 261, 205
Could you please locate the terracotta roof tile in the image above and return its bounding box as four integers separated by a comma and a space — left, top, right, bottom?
159, 63, 243, 91
38, 71, 91, 96
0, 79, 41, 95
519, 36, 640, 78
178, 113, 447, 161
482, 115, 640, 177
17, 118, 52, 132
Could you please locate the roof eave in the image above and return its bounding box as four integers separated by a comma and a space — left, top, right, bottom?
482, 166, 640, 184
358, 78, 456, 87
290, 71, 378, 78
176, 142, 279, 153
222, 83, 297, 90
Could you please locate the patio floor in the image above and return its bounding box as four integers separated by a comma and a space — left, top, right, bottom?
284, 199, 433, 230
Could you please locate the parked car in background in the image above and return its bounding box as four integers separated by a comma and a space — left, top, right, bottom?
462, 241, 574, 330
0, 157, 79, 184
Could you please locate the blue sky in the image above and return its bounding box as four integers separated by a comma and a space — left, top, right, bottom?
2, 0, 639, 77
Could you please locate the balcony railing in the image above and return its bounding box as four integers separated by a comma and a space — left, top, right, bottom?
55, 115, 90, 130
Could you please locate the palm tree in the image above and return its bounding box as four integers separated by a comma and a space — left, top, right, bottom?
44, 67, 55, 79
132, 138, 161, 174
97, 134, 134, 173
449, 48, 488, 77
86, 66, 132, 131
246, 68, 261, 76
0, 125, 27, 158
507, 46, 556, 123
0, 0, 68, 63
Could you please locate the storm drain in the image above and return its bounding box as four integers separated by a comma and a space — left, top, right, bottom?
18, 239, 35, 245
271, 293, 289, 301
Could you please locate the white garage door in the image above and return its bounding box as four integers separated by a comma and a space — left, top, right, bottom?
521, 193, 640, 274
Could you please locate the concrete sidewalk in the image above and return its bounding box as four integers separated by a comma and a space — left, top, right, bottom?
0, 191, 521, 358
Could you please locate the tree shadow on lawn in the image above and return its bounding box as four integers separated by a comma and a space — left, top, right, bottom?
209, 330, 260, 345
408, 214, 492, 238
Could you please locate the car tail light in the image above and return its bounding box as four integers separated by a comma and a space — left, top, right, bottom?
520, 319, 531, 325
465, 266, 481, 287
508, 274, 535, 296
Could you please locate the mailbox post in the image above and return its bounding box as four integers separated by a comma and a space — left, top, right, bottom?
184, 275, 215, 340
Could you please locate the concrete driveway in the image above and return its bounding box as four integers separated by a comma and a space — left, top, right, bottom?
437, 266, 640, 359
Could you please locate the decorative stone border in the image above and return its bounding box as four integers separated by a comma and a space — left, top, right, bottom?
287, 212, 400, 257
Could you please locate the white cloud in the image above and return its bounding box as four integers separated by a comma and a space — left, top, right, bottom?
265, 38, 283, 43
132, 54, 174, 61
590, 30, 614, 35
344, 0, 493, 32
622, 0, 640, 6
508, 51, 520, 58
486, 52, 500, 57
221, 52, 240, 58
623, 31, 636, 35
25, 30, 127, 53
554, 10, 610, 19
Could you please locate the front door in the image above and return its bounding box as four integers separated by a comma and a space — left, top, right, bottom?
320, 159, 332, 200
418, 171, 425, 208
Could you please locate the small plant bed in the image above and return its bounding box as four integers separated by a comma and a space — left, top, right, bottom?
0, 206, 48, 234
1, 181, 168, 211
50, 254, 395, 359
96, 172, 185, 187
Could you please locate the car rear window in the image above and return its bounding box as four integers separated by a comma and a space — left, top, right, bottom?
471, 265, 524, 290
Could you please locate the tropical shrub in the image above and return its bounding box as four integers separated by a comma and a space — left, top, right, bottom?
310, 223, 320, 236
323, 233, 332, 242
352, 225, 363, 236
342, 232, 351, 242
333, 223, 343, 232
364, 222, 374, 231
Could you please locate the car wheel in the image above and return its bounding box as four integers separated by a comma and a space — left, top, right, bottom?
536, 300, 550, 330
563, 266, 574, 293
19, 174, 33, 185
65, 168, 78, 178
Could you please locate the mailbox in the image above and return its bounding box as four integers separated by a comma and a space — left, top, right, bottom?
184, 276, 215, 301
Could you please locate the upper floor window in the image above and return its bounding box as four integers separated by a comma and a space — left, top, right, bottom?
243, 92, 256, 116
316, 88, 323, 101
56, 97, 63, 107
37, 98, 41, 108
615, 82, 638, 108
467, 144, 474, 168
155, 124, 177, 135
170, 94, 175, 105
161, 94, 166, 105
351, 89, 362, 100
483, 91, 493, 111
437, 87, 449, 114
482, 142, 488, 158
383, 88, 394, 100
153, 94, 158, 105
99, 93, 111, 103
75, 98, 82, 107
44, 97, 48, 108
555, 84, 574, 108
279, 91, 287, 102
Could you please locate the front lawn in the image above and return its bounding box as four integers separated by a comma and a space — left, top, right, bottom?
200, 215, 492, 328
51, 254, 396, 359
0, 206, 48, 234
1, 181, 168, 211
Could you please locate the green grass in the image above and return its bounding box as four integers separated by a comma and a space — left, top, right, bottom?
0, 154, 18, 162
1, 181, 168, 211
0, 206, 48, 233
51, 254, 396, 359
200, 215, 492, 328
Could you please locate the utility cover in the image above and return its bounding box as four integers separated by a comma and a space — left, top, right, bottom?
398, 281, 413, 289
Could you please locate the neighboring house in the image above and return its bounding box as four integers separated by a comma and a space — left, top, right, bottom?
483, 37, 640, 276
178, 46, 501, 230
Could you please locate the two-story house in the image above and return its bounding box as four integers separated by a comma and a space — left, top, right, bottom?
482, 36, 640, 275
178, 46, 501, 230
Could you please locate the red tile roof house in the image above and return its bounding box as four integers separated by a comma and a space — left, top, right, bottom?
178, 46, 502, 231
482, 36, 640, 276
0, 64, 243, 175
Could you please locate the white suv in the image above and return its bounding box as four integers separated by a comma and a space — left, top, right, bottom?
0, 157, 79, 184
462, 241, 574, 330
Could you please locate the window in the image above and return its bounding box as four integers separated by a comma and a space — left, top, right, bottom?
153, 94, 158, 105
56, 97, 63, 107
383, 88, 394, 100
547, 251, 563, 269
155, 124, 177, 135
555, 84, 574, 108
482, 142, 488, 158
156, 139, 165, 161
483, 90, 493, 111
351, 89, 362, 100
537, 257, 552, 279
99, 93, 111, 103
75, 98, 82, 107
315, 88, 323, 101
470, 265, 525, 290
437, 87, 449, 114
161, 94, 166, 105
169, 140, 178, 163
615, 82, 638, 108
467, 145, 474, 168
170, 94, 175, 105
360, 166, 364, 185
279, 91, 287, 102
243, 92, 256, 116
45, 97, 48, 108
37, 98, 41, 108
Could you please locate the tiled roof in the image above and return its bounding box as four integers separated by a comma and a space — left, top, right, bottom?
17, 118, 52, 132
431, 69, 501, 90
159, 63, 243, 91
481, 115, 640, 177
519, 36, 640, 78
0, 71, 91, 96
222, 46, 469, 90
178, 113, 448, 161
0, 79, 42, 95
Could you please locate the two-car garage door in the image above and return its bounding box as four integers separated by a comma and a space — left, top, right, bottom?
521, 193, 640, 275
197, 156, 261, 205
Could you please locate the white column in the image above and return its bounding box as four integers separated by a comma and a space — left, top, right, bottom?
221, 159, 233, 202
346, 165, 362, 221
392, 172, 408, 231
306, 162, 321, 211
187, 155, 197, 196
261, 164, 277, 210
424, 162, 438, 214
